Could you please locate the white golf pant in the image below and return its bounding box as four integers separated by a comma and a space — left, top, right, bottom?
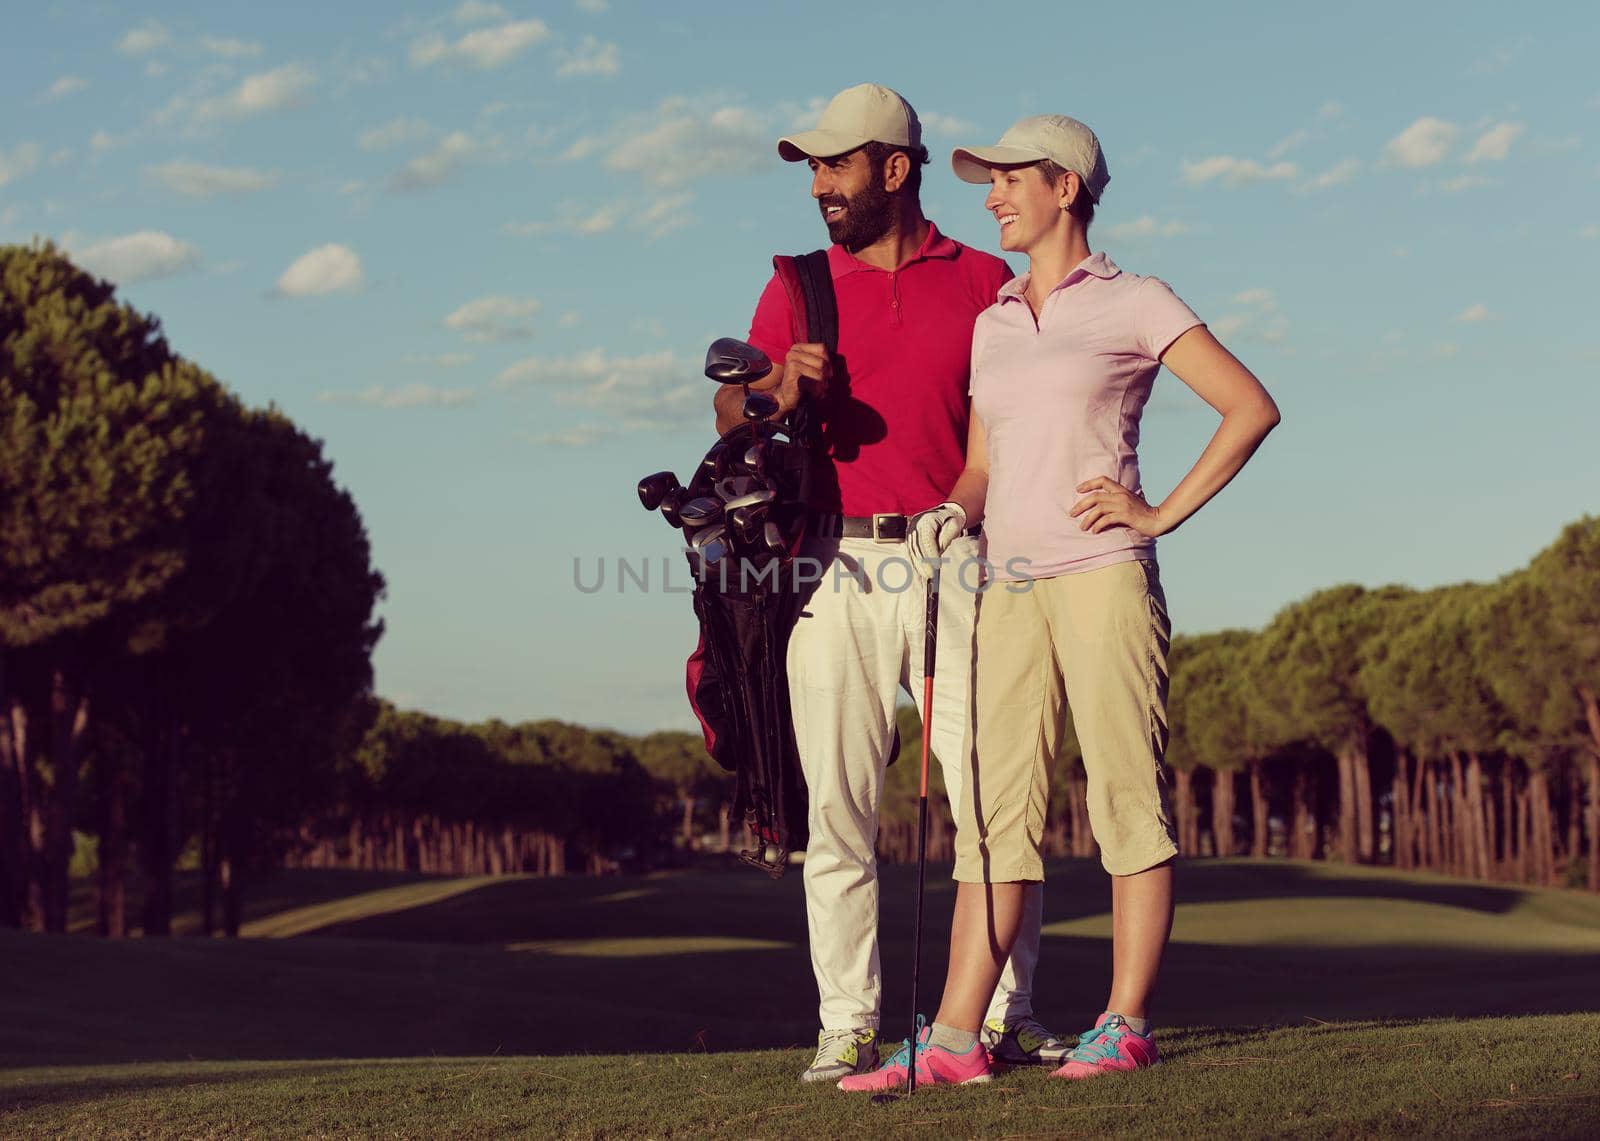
787, 533, 1042, 1031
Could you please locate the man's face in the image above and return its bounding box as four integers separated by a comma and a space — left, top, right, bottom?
808, 148, 893, 252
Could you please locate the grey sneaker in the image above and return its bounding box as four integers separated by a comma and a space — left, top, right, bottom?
800, 1027, 878, 1083
983, 1015, 1070, 1066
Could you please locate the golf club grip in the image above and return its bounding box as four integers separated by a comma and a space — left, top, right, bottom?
923, 568, 940, 679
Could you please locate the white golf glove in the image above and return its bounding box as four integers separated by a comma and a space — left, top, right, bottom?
906, 501, 967, 577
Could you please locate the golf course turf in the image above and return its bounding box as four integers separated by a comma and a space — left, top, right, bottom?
4, 859, 1599, 1136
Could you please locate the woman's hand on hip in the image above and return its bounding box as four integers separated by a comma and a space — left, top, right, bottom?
1069, 477, 1167, 537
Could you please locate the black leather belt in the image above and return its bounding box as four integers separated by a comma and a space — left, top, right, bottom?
810, 513, 981, 542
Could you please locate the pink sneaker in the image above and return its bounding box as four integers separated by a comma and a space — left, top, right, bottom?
837, 1023, 993, 1092
1049, 1013, 1159, 1080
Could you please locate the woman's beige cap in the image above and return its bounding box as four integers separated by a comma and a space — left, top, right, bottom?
951, 115, 1110, 201
777, 83, 921, 162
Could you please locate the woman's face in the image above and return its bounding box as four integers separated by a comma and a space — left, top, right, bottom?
983, 164, 1066, 254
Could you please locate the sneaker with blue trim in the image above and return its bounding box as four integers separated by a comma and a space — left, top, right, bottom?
800, 1027, 878, 1083
837, 1021, 993, 1092
982, 1015, 1071, 1067
1049, 1013, 1159, 1079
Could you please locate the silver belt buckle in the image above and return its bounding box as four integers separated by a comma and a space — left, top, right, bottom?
871, 513, 899, 543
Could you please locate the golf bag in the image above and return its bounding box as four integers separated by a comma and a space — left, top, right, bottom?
679, 251, 837, 876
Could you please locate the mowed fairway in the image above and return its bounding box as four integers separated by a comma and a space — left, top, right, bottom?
5, 860, 1600, 1137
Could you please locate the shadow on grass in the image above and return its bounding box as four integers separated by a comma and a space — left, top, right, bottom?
1, 1061, 360, 1112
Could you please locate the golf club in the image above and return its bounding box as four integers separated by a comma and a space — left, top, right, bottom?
743, 390, 780, 422
723, 487, 776, 513
677, 497, 723, 527
637, 471, 679, 511
659, 486, 687, 529
905, 566, 941, 1098
703, 337, 773, 385
714, 475, 758, 502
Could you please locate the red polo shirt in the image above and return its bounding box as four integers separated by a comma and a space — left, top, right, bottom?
746, 223, 1011, 517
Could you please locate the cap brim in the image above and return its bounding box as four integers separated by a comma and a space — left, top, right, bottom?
777, 128, 872, 162
951, 144, 1055, 183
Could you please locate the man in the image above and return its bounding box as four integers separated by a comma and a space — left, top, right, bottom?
712, 82, 1066, 1083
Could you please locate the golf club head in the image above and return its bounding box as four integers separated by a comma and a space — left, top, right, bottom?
741, 441, 766, 477
723, 487, 776, 512
742, 391, 780, 422
659, 486, 686, 528
729, 503, 767, 545
636, 471, 680, 511
698, 441, 728, 483
691, 523, 730, 565
704, 338, 773, 385
677, 496, 723, 527
714, 475, 758, 502
762, 520, 786, 555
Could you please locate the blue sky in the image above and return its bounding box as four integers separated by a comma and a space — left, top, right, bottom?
3, 1, 1597, 734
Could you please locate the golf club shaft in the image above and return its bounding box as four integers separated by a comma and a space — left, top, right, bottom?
908, 567, 940, 1093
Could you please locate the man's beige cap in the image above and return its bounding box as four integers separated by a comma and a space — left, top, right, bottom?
951, 114, 1110, 202
777, 83, 921, 162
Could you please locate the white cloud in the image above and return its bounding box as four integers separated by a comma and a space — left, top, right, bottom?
200, 35, 262, 58
521, 425, 612, 447
360, 117, 433, 151
446, 296, 542, 341
497, 347, 675, 389
1302, 158, 1361, 191
920, 111, 976, 138
1581, 224, 1600, 240
1456, 303, 1493, 323
390, 132, 475, 191
559, 312, 582, 327
1383, 117, 1458, 168
71, 230, 200, 283
1267, 129, 1310, 159
1179, 156, 1299, 187
507, 192, 695, 242
1211, 289, 1287, 344
0, 143, 41, 188
146, 160, 278, 198
1467, 121, 1524, 163
577, 0, 609, 11
404, 352, 475, 368
1318, 102, 1345, 121
275, 244, 363, 296
410, 20, 550, 69
557, 35, 620, 78
636, 193, 694, 240
44, 76, 88, 101
1101, 216, 1190, 242
1441, 174, 1491, 193
455, 0, 509, 22
1233, 288, 1275, 306
89, 130, 122, 154
145, 60, 168, 78
117, 22, 170, 55
320, 383, 473, 409
580, 97, 769, 188
195, 64, 316, 123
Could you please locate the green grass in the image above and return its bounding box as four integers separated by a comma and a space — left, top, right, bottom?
6, 859, 1600, 1136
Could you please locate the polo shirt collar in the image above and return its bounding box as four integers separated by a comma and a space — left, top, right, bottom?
997, 251, 1121, 303
828, 222, 961, 278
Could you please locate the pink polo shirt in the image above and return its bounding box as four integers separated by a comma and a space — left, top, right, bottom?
747, 224, 1011, 516
971, 252, 1203, 582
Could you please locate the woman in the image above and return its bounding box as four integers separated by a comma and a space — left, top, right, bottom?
840, 114, 1280, 1090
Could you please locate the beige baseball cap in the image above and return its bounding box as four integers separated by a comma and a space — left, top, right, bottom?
951, 115, 1110, 202
777, 83, 921, 162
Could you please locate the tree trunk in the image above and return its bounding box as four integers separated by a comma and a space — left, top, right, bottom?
679, 789, 695, 851
1249, 761, 1268, 858
96, 763, 129, 938
201, 754, 218, 936
1530, 768, 1555, 886
1212, 767, 1236, 858
717, 802, 732, 853
1426, 757, 1444, 873
1499, 763, 1515, 878
1466, 752, 1490, 880
0, 653, 26, 928
41, 668, 90, 933
1391, 750, 1410, 870
1412, 751, 1430, 871
1566, 759, 1582, 884
1173, 767, 1195, 857
1336, 745, 1357, 863
140, 724, 180, 937
1291, 768, 1316, 860
1588, 750, 1600, 893
1352, 739, 1375, 864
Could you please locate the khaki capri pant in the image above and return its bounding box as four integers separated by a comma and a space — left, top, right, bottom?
955, 557, 1178, 882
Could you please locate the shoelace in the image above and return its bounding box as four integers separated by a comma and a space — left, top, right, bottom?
814, 1029, 863, 1064
1066, 1020, 1127, 1064
881, 1014, 930, 1074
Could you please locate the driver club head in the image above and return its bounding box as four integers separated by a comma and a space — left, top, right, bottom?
636, 471, 680, 511
659, 487, 686, 528
704, 337, 773, 385
742, 391, 780, 423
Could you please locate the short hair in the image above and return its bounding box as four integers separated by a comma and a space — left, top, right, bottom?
863, 140, 930, 198
1035, 159, 1095, 227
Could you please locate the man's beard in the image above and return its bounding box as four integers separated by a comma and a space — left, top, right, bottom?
820, 176, 894, 252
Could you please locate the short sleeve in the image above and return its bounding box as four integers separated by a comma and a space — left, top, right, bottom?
746, 273, 794, 369
1135, 277, 1203, 361
967, 308, 994, 397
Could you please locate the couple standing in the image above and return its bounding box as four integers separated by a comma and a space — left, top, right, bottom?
710, 83, 1279, 1090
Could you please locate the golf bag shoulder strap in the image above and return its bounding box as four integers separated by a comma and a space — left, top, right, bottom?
772, 250, 838, 353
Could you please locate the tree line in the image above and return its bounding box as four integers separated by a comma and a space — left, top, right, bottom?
4, 245, 1596, 945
